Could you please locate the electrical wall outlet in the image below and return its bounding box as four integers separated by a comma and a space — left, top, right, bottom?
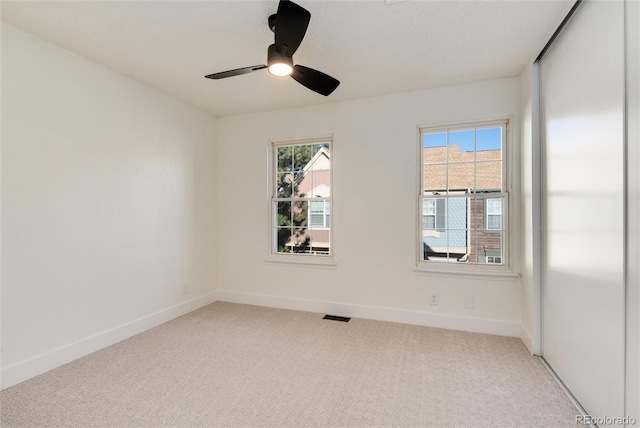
430, 293, 439, 305
464, 295, 474, 309
182, 283, 189, 295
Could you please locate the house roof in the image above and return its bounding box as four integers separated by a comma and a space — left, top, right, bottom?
424, 145, 501, 192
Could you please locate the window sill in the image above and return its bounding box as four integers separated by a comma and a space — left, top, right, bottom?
414, 264, 519, 282
265, 255, 337, 269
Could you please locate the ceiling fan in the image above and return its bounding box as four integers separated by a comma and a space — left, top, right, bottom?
205, 0, 340, 96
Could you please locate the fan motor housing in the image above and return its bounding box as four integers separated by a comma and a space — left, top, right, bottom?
267, 44, 293, 68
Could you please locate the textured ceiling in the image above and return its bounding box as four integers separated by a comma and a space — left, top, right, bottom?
1, 0, 574, 117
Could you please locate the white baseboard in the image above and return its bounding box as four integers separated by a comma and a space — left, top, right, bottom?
1, 292, 217, 390
520, 324, 535, 354
217, 290, 520, 338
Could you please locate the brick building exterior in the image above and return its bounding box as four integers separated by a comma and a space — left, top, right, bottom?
423, 144, 503, 263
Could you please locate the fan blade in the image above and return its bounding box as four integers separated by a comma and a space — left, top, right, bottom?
274, 0, 310, 57
291, 65, 340, 96
205, 65, 266, 79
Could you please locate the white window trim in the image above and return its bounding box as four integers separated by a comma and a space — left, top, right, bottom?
415, 118, 517, 279
266, 136, 335, 266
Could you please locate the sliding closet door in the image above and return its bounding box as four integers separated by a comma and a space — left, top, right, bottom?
541, 0, 625, 419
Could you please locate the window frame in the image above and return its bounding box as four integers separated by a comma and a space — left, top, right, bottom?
415, 118, 516, 277
267, 136, 335, 266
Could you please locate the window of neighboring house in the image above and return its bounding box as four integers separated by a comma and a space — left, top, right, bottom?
485, 198, 502, 230
310, 200, 330, 229
485, 249, 502, 264
419, 120, 509, 269
422, 199, 436, 229
422, 198, 445, 230
271, 139, 332, 259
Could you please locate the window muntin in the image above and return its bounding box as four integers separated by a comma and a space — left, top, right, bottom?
272, 140, 331, 256
419, 121, 508, 266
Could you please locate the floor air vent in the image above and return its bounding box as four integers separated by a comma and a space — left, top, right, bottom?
323, 315, 351, 322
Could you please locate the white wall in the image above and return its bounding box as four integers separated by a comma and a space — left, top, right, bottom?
1, 23, 218, 388
518, 62, 540, 354
216, 78, 522, 336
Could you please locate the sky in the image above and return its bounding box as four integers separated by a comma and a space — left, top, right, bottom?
424, 127, 501, 152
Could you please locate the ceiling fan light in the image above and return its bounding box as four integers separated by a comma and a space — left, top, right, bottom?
267, 44, 293, 77
268, 62, 293, 77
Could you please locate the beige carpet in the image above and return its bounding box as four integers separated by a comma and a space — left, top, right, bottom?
1, 302, 578, 427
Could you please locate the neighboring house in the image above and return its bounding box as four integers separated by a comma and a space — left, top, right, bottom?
423, 144, 503, 263
286, 146, 331, 254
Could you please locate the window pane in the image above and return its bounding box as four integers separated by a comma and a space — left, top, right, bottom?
435, 198, 446, 230
422, 236, 440, 261
275, 201, 308, 228
276, 146, 293, 172
481, 232, 504, 264
475, 161, 502, 191
447, 145, 475, 164
275, 201, 292, 227
475, 228, 503, 264
476, 127, 502, 153
447, 163, 474, 190
423, 132, 446, 167
294, 145, 331, 197
310, 200, 323, 212
446, 197, 467, 230
422, 199, 435, 215
469, 197, 482, 231
309, 200, 330, 229
424, 132, 447, 149
290, 228, 311, 253
275, 230, 293, 253
423, 215, 435, 230
276, 173, 293, 197
487, 198, 502, 214
310, 215, 324, 227
448, 129, 474, 162
423, 164, 447, 192
487, 215, 501, 230
293, 145, 314, 171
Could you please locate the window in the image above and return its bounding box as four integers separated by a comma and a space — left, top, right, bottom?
485, 198, 502, 230
422, 198, 445, 230
422, 199, 436, 229
419, 120, 509, 268
310, 200, 330, 229
271, 139, 332, 257
485, 249, 502, 264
